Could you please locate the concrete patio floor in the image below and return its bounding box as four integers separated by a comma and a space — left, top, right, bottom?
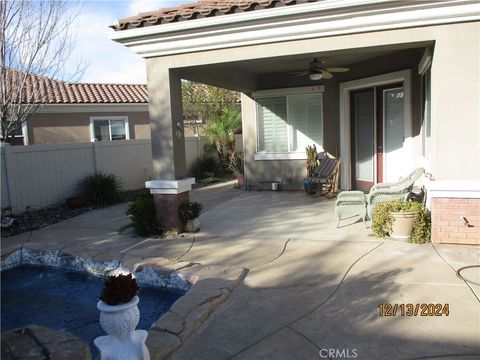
2, 181, 479, 360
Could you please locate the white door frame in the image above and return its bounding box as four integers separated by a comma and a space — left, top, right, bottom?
339, 69, 412, 190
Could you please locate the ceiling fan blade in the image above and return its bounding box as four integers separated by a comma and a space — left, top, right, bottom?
288, 71, 309, 76
324, 67, 350, 73
321, 70, 333, 79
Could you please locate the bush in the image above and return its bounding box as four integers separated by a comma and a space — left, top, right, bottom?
371, 200, 431, 244
127, 194, 159, 236
227, 152, 244, 175
82, 172, 121, 207
100, 273, 139, 306
179, 202, 203, 222
190, 156, 222, 179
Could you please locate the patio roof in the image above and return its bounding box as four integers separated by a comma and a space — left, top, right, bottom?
111, 0, 311, 31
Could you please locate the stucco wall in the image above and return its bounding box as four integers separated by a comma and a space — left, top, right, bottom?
27, 111, 150, 144
428, 22, 480, 182
242, 49, 423, 190
144, 21, 479, 185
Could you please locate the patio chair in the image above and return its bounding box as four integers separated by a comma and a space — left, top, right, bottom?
305, 155, 340, 196
334, 167, 424, 227
366, 167, 425, 218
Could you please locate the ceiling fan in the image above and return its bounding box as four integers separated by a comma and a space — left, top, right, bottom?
290, 58, 350, 80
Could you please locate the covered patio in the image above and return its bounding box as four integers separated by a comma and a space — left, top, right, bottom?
109, 0, 480, 237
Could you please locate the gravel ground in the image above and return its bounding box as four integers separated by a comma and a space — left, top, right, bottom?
1, 205, 94, 238
1, 189, 149, 238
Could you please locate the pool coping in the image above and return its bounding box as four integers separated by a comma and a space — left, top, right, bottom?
1, 246, 248, 359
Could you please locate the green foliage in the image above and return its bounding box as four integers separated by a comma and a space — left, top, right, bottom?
190, 156, 222, 179
100, 273, 139, 306
179, 202, 203, 222
305, 144, 319, 177
82, 172, 121, 207
204, 106, 242, 170
371, 200, 431, 244
227, 152, 244, 175
126, 194, 159, 237
182, 81, 240, 126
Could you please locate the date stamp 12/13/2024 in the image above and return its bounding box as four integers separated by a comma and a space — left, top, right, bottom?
378, 303, 450, 317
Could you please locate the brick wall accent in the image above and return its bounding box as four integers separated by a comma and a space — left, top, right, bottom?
431, 198, 480, 245
153, 192, 189, 234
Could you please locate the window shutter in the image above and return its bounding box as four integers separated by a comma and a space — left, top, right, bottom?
289, 94, 323, 151
257, 97, 288, 152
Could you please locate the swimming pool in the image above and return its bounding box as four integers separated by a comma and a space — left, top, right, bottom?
1, 265, 186, 356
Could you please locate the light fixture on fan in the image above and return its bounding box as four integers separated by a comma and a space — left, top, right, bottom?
309, 72, 323, 80
290, 58, 350, 80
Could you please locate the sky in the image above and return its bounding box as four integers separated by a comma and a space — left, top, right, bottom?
71, 0, 187, 84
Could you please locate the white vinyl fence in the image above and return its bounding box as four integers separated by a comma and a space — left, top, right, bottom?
1, 135, 243, 214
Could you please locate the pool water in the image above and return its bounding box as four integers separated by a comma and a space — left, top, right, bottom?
1, 265, 186, 356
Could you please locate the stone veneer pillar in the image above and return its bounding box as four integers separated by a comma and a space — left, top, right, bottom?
145, 62, 191, 234
146, 179, 195, 234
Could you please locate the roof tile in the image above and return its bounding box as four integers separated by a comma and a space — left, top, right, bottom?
7, 70, 148, 104
112, 0, 305, 30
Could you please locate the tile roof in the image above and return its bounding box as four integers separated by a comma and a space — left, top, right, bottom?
112, 0, 315, 31
6, 70, 148, 104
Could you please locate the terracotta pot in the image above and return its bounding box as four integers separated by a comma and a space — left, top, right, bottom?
237, 175, 245, 189
389, 211, 417, 240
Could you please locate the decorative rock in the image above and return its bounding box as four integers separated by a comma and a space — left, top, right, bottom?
145, 330, 181, 360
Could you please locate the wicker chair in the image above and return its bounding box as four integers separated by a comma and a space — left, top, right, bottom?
366, 167, 425, 218
335, 167, 425, 227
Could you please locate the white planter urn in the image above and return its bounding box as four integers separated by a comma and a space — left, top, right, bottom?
185, 217, 200, 232
94, 296, 150, 360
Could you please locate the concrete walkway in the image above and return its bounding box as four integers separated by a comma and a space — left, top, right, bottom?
2, 182, 479, 360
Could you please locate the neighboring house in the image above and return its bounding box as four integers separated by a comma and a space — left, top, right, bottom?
8, 72, 150, 145
110, 0, 479, 243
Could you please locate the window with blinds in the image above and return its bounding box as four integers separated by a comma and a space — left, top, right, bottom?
256, 93, 323, 153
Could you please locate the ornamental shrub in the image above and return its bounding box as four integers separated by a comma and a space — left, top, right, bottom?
371, 200, 431, 244
179, 202, 203, 222
127, 194, 159, 237
100, 273, 139, 306
82, 172, 121, 207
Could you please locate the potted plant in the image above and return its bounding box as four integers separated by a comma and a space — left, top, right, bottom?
303, 145, 318, 194
95, 273, 149, 359
179, 201, 203, 232
371, 200, 431, 243
228, 152, 245, 189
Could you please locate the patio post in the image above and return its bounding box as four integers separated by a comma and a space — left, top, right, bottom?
145, 64, 193, 234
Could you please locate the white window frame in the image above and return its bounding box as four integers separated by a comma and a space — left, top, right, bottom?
90, 116, 130, 142
419, 49, 432, 164
0, 120, 28, 145
253, 86, 324, 160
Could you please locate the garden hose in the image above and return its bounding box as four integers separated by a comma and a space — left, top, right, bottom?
456, 265, 480, 286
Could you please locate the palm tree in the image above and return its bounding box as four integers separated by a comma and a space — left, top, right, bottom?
204, 106, 241, 169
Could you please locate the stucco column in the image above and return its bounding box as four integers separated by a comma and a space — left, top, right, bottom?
146, 60, 193, 234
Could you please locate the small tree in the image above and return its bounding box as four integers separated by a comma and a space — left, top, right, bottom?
204, 106, 242, 170
182, 81, 239, 135
0, 0, 85, 143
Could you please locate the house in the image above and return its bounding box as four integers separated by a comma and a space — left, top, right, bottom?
109, 0, 479, 241
6, 72, 150, 145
